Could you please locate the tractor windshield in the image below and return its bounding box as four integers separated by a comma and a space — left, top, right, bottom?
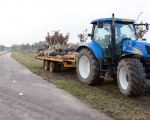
115, 23, 136, 44
92, 22, 136, 57
115, 23, 136, 55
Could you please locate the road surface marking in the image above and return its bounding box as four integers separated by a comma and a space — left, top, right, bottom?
19, 93, 24, 96
12, 80, 16, 83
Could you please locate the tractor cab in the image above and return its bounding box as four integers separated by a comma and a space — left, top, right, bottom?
90, 18, 136, 58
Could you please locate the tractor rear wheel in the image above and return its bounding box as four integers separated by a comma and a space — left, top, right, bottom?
76, 48, 100, 85
117, 58, 146, 97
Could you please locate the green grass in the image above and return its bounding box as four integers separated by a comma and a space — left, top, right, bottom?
12, 51, 43, 73
0, 51, 7, 56
12, 51, 150, 120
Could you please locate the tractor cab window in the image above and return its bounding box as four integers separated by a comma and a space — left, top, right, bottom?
93, 23, 111, 57
115, 23, 136, 55
115, 23, 136, 44
93, 23, 111, 48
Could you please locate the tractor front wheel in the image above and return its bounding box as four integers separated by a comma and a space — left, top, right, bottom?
76, 48, 100, 85
117, 58, 146, 97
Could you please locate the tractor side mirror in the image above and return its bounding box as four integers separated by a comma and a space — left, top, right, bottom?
88, 34, 91, 37
142, 38, 146, 41
146, 23, 149, 30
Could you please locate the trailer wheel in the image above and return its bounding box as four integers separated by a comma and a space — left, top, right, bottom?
117, 58, 146, 97
76, 48, 100, 85
49, 62, 60, 73
44, 60, 49, 71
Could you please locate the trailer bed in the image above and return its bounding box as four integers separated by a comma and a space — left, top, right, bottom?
36, 54, 76, 68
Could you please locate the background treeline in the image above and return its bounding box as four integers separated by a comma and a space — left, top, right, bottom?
11, 41, 47, 52
0, 40, 47, 52
0, 45, 8, 51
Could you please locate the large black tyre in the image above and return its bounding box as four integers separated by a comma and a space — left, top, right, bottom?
44, 60, 50, 71
49, 62, 60, 73
76, 48, 100, 85
117, 58, 146, 97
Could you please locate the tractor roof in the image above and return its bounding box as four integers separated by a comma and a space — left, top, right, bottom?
91, 18, 134, 24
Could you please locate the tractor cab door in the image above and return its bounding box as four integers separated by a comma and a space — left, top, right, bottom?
115, 23, 136, 55
92, 23, 111, 57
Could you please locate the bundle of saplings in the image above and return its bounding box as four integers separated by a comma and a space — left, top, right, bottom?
37, 31, 78, 57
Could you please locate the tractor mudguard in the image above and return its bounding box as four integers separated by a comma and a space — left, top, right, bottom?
76, 41, 104, 61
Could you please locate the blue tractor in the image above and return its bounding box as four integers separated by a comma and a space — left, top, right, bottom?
76, 14, 150, 97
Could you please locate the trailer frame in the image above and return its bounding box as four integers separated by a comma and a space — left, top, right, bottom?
36, 54, 76, 72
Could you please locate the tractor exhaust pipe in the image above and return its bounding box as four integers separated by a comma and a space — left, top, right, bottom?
111, 13, 116, 64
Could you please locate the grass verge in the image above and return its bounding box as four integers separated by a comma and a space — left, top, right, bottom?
0, 51, 7, 56
12, 51, 150, 120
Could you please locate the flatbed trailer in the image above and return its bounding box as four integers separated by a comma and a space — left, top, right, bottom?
36, 54, 76, 72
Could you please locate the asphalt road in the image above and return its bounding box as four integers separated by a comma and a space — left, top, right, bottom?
0, 53, 112, 120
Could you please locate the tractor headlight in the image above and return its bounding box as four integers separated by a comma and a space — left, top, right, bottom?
133, 48, 143, 56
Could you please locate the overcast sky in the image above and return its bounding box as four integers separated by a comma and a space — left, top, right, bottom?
0, 0, 150, 46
